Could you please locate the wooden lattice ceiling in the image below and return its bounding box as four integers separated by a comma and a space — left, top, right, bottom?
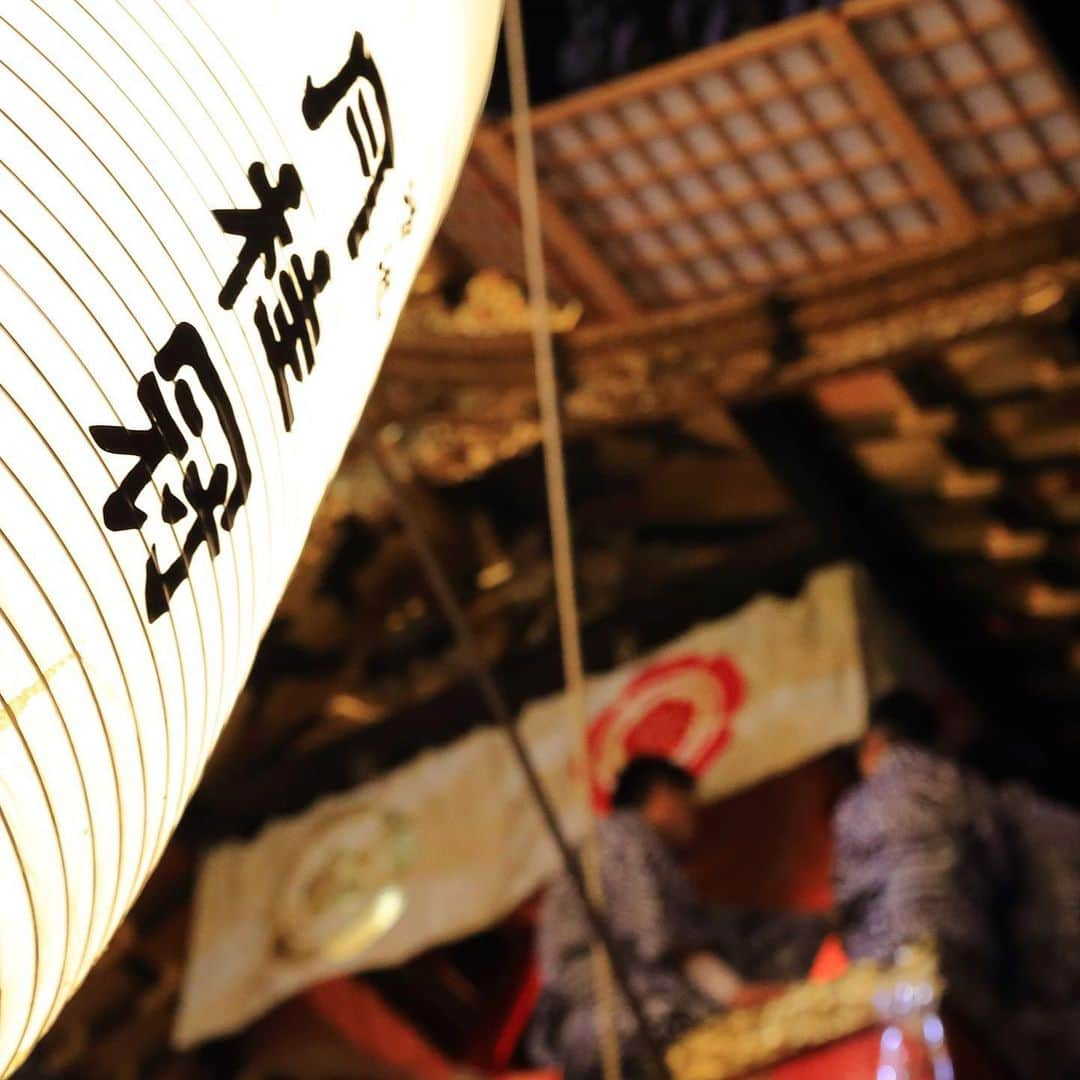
853, 0, 1080, 214
464, 0, 1079, 313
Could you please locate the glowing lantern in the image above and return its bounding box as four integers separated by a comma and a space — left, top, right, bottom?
0, 1, 500, 1071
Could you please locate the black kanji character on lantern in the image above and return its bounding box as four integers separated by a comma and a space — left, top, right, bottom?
303, 32, 394, 258
255, 250, 332, 431
214, 162, 303, 310
375, 258, 391, 319
90, 322, 251, 622
401, 185, 416, 239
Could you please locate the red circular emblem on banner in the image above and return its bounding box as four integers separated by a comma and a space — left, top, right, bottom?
587, 654, 746, 810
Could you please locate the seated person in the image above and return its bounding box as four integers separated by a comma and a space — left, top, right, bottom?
529, 756, 823, 1080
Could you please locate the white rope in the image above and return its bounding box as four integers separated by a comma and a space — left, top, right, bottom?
502, 4, 622, 1079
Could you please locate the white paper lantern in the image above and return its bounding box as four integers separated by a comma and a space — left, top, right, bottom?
0, 2, 500, 1071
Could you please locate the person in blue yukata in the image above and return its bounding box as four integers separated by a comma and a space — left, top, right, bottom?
529, 756, 827, 1080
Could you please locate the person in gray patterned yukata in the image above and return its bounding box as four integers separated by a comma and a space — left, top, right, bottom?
834, 689, 1080, 1079
834, 690, 1009, 982
529, 757, 826, 1080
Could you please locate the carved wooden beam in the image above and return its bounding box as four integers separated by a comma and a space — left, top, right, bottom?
372, 203, 1080, 486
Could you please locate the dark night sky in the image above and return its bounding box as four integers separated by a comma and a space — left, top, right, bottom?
485, 1, 1079, 112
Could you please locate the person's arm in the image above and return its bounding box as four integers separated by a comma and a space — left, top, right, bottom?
637, 829, 792, 1007
683, 951, 743, 1006
634, 826, 735, 956
617, 821, 789, 1009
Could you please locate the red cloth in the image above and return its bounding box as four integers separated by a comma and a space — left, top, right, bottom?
763, 1029, 881, 1078
744, 1016, 1005, 1080
807, 933, 849, 983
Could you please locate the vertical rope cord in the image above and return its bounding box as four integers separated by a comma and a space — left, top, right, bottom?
502, 4, 622, 1078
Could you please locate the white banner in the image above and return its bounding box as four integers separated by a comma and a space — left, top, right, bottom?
0, 3, 500, 1072
175, 564, 870, 1047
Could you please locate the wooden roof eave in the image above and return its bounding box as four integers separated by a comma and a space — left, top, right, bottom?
383, 201, 1080, 404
